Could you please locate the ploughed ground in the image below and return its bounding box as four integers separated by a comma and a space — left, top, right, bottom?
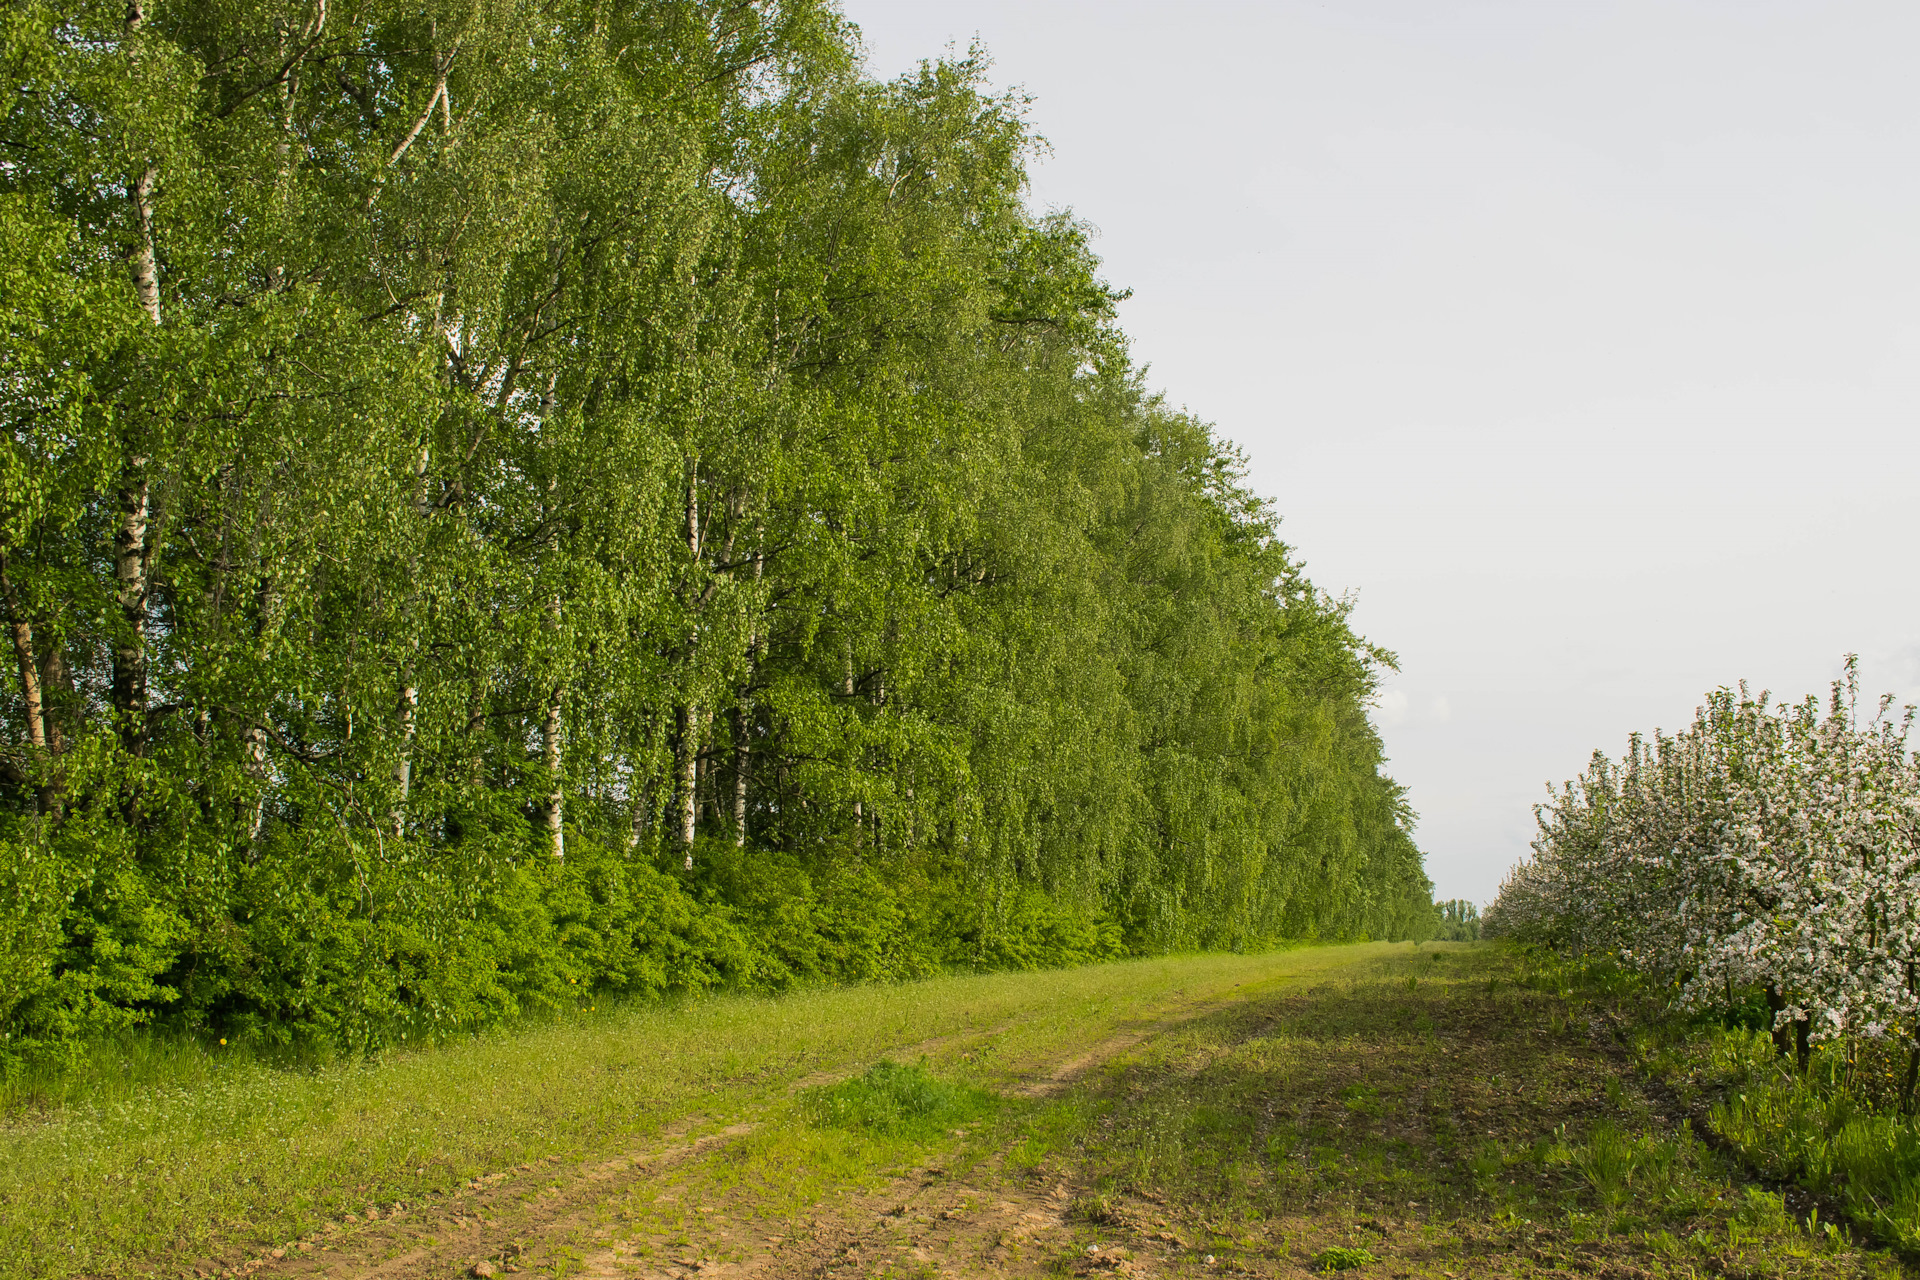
218, 948, 1904, 1280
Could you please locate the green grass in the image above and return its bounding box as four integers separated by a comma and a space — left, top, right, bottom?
1658, 1023, 1920, 1254
1312, 1244, 1378, 1271
0, 941, 1397, 1280
803, 1059, 998, 1140
977, 945, 1897, 1277
1528, 947, 1920, 1261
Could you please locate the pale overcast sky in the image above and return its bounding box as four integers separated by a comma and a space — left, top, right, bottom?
846, 1, 1920, 906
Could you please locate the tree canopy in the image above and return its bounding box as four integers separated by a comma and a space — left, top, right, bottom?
0, 0, 1434, 1061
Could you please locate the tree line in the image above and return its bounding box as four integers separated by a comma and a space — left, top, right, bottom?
0, 0, 1434, 1062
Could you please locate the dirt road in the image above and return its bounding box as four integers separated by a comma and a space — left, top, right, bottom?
231, 948, 1902, 1280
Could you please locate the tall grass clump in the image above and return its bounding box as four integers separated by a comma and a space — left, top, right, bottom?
802, 1059, 998, 1140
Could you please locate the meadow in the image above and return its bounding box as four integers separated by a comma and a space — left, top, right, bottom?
4, 942, 1905, 1280
0, 946, 1374, 1279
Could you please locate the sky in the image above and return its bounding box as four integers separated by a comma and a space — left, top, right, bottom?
845, 1, 1920, 906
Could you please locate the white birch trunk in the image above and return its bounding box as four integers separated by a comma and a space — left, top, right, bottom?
243, 722, 270, 846
675, 701, 698, 862
675, 455, 700, 866
542, 408, 564, 861
0, 556, 45, 752
112, 466, 151, 754
116, 93, 159, 754
392, 441, 429, 827
244, 573, 282, 848
731, 705, 750, 847
128, 165, 161, 326
391, 681, 417, 803
543, 681, 564, 860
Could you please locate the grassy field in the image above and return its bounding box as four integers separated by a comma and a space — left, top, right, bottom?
0, 943, 1380, 1280
566, 945, 1902, 1279
3, 943, 1906, 1280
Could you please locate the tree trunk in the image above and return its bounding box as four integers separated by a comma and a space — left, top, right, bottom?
393, 441, 429, 830
543, 683, 564, 860
695, 710, 709, 827
391, 679, 417, 805
244, 573, 281, 850
113, 465, 151, 756
734, 533, 763, 849
731, 705, 750, 847
1765, 984, 1792, 1059
674, 701, 698, 863
128, 165, 161, 326
243, 722, 269, 848
38, 636, 69, 758
118, 98, 160, 756
675, 454, 700, 867
0, 554, 45, 753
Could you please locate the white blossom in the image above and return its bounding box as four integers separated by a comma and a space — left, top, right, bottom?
1488, 659, 1920, 1053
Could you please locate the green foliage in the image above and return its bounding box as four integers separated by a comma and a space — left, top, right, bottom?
1313, 1246, 1378, 1271
0, 0, 1436, 1071
1432, 899, 1482, 942
802, 1058, 997, 1141
1709, 1036, 1920, 1252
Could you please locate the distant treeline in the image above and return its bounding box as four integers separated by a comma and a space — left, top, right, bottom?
1431, 900, 1480, 942
0, 0, 1435, 1062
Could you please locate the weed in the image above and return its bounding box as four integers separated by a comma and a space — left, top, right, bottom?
1466, 1141, 1504, 1189
1736, 1187, 1790, 1236
1312, 1244, 1377, 1270
1068, 1193, 1118, 1224
803, 1060, 997, 1141
1573, 1119, 1637, 1205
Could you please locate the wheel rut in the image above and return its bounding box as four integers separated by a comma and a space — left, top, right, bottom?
232, 989, 1248, 1280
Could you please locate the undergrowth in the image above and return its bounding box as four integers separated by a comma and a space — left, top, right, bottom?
1522, 945, 1920, 1259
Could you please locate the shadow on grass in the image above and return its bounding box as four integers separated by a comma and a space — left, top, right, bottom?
988, 946, 1900, 1278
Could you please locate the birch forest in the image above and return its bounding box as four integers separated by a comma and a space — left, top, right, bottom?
0, 0, 1434, 1061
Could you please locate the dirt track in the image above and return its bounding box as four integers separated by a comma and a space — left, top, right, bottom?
216, 952, 1902, 1280
227, 989, 1245, 1280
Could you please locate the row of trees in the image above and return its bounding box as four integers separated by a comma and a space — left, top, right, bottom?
1490, 659, 1920, 1086
0, 0, 1434, 1062
1431, 899, 1480, 942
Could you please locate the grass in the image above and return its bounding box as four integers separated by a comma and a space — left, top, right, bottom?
0, 941, 1392, 1280
1313, 1245, 1379, 1271
9, 941, 1902, 1280
1628, 993, 1920, 1257
803, 1059, 999, 1140
967, 945, 1900, 1276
